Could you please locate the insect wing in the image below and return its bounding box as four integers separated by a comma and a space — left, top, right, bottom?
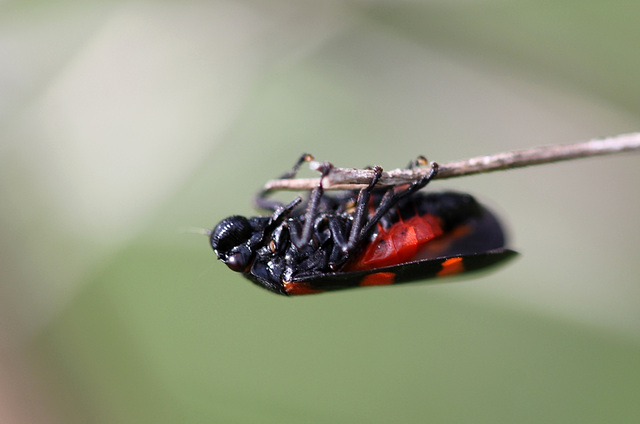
284, 249, 517, 294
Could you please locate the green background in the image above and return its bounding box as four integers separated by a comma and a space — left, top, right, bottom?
1, 1, 639, 423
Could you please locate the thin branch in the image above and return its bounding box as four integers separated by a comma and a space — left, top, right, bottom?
263, 132, 640, 191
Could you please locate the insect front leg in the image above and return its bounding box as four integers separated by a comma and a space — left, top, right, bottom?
406, 155, 429, 170
254, 153, 314, 212
289, 161, 333, 248
268, 197, 302, 226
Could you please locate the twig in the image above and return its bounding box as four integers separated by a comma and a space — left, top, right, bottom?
263, 132, 640, 191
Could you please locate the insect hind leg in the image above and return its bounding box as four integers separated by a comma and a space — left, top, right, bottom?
317, 165, 383, 271
345, 166, 383, 250
358, 161, 439, 246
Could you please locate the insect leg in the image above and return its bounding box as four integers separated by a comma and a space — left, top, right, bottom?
269, 197, 303, 225
289, 162, 333, 248
251, 196, 304, 251
355, 162, 439, 248
321, 166, 383, 270
278, 153, 315, 180
345, 166, 383, 251
254, 153, 314, 212
344, 156, 428, 248
406, 155, 429, 170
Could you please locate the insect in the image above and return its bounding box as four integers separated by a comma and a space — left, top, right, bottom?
210, 154, 516, 295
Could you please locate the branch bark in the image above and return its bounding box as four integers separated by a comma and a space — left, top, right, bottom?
263, 132, 640, 191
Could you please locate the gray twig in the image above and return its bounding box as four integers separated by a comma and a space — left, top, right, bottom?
263, 132, 640, 191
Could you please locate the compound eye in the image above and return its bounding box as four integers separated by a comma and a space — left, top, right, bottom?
226, 252, 247, 272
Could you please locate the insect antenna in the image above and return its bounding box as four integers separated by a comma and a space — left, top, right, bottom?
179, 226, 213, 236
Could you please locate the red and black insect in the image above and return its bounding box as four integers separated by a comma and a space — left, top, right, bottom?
210, 154, 516, 295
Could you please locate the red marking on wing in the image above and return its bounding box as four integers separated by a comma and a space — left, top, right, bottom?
283, 282, 324, 295
414, 224, 472, 260
359, 272, 395, 286
346, 214, 443, 271
436, 257, 465, 276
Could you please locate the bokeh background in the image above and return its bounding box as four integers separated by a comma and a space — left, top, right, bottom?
1, 1, 639, 423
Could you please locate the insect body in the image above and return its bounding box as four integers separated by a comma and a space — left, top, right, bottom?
210, 155, 516, 295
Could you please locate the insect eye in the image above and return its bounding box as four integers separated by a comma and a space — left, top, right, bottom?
226, 252, 247, 272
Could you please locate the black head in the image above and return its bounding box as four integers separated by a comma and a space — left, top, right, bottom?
210, 215, 255, 272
